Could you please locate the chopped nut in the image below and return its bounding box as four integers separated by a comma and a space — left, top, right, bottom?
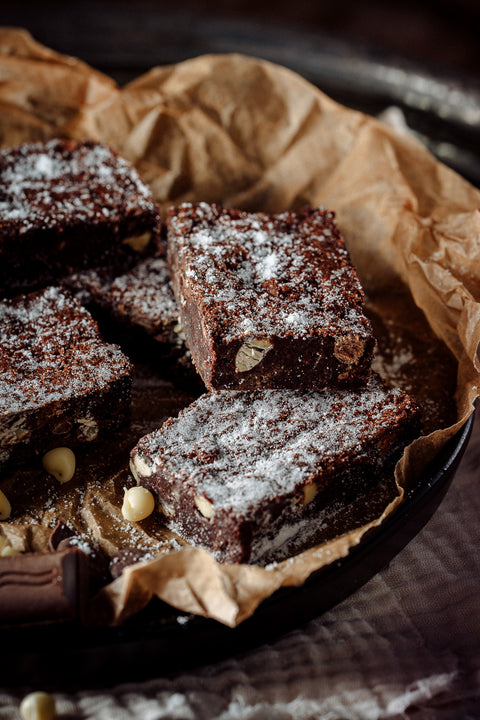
0, 416, 29, 445
235, 337, 272, 373
42, 447, 76, 484
303, 482, 318, 505
194, 495, 215, 519
333, 334, 364, 365
130, 454, 153, 480
0, 489, 11, 520
1, 544, 20, 556
173, 318, 186, 342
122, 486, 155, 522
77, 415, 99, 441
19, 691, 56, 720
0, 534, 20, 556
122, 231, 151, 252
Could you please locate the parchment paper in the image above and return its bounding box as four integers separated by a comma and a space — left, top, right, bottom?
1, 28, 479, 627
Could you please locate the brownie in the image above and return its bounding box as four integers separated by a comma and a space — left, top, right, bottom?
0, 139, 161, 297
65, 256, 186, 353
167, 203, 375, 391
0, 286, 133, 470
130, 375, 421, 564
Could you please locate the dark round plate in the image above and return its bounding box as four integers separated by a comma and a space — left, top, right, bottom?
1, 13, 479, 688
3, 414, 474, 688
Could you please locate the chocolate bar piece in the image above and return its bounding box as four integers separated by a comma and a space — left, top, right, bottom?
0, 139, 161, 297
48, 521, 110, 592
0, 548, 88, 623
0, 286, 133, 469
130, 375, 421, 564
167, 203, 375, 390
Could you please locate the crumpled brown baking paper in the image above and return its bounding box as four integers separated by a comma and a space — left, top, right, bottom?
1, 28, 480, 627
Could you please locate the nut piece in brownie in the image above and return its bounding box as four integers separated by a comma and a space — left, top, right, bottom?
64, 256, 198, 379
0, 139, 161, 297
130, 375, 421, 564
0, 286, 133, 470
167, 203, 375, 391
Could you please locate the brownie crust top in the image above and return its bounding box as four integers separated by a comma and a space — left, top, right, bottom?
67, 257, 179, 338
0, 286, 132, 414
167, 202, 371, 343
0, 139, 156, 237
132, 376, 420, 514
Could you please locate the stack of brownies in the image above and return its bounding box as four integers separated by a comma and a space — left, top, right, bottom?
131, 203, 421, 564
0, 138, 421, 573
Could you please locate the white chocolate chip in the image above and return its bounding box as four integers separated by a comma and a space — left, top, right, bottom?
194, 495, 215, 519
122, 231, 152, 252
303, 482, 318, 506
122, 486, 155, 522
42, 447, 76, 484
235, 337, 272, 373
19, 691, 56, 720
0, 489, 11, 520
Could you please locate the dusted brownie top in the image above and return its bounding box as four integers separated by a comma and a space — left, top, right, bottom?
67, 257, 179, 338
0, 286, 132, 414
132, 376, 419, 513
167, 202, 370, 342
0, 139, 156, 235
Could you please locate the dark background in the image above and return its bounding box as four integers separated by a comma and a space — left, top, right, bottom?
3, 0, 480, 83
2, 0, 479, 185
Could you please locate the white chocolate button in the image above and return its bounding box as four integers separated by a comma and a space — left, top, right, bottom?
20, 691, 56, 720
122, 486, 155, 522
42, 447, 76, 483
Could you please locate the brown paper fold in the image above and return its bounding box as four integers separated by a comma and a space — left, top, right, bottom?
1, 29, 479, 627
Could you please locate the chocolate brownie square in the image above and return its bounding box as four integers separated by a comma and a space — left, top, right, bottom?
65, 256, 183, 346
0, 286, 133, 470
64, 256, 198, 379
130, 376, 421, 564
167, 203, 375, 391
0, 139, 161, 297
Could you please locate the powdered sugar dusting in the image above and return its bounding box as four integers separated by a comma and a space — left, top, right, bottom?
0, 286, 132, 414
168, 203, 370, 342
134, 375, 417, 514
67, 257, 179, 340
0, 139, 155, 234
